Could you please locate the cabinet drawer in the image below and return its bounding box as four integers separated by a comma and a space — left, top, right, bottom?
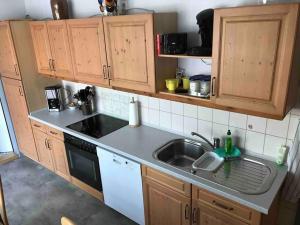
193, 187, 253, 222
142, 166, 191, 197
47, 126, 64, 141
31, 120, 47, 133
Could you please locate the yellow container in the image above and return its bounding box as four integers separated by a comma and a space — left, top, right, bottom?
165, 79, 179, 91
182, 77, 190, 90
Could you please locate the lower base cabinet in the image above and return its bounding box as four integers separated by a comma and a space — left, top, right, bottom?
142, 166, 278, 225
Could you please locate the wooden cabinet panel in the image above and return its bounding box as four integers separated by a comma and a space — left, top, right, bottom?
32, 128, 54, 171
47, 20, 74, 80
67, 18, 108, 86
47, 126, 64, 141
212, 4, 300, 117
103, 14, 156, 93
31, 120, 47, 133
30, 21, 53, 76
48, 137, 70, 181
2, 77, 38, 161
0, 21, 20, 80
143, 177, 191, 225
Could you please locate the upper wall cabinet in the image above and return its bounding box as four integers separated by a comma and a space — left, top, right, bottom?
0, 21, 20, 80
67, 18, 109, 86
103, 14, 156, 93
211, 4, 300, 119
30, 21, 74, 80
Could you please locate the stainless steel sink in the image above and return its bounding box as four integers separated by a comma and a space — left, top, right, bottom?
153, 139, 209, 172
153, 139, 278, 195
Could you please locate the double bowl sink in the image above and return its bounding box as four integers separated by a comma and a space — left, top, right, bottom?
153, 139, 277, 195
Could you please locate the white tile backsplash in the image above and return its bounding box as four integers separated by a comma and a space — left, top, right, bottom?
184, 104, 198, 119
213, 109, 230, 125
62, 80, 300, 162
266, 114, 290, 138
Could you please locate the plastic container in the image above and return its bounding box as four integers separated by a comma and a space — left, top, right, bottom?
165, 79, 179, 91
192, 152, 224, 172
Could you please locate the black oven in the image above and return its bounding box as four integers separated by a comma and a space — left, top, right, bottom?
64, 133, 102, 191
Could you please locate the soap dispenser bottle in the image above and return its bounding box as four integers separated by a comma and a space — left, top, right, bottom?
225, 130, 232, 155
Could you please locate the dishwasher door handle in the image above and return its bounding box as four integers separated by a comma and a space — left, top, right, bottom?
113, 158, 122, 165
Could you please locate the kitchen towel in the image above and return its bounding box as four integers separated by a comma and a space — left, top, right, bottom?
282, 120, 300, 203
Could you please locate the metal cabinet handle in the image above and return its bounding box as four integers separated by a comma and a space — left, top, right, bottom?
14, 64, 19, 76
212, 200, 234, 211
44, 139, 48, 149
51, 59, 56, 71
48, 59, 53, 71
50, 131, 57, 135
18, 86, 23, 96
107, 66, 112, 80
47, 139, 51, 150
184, 204, 190, 220
33, 124, 41, 128
113, 158, 121, 164
192, 208, 197, 224
103, 65, 107, 79
211, 77, 216, 96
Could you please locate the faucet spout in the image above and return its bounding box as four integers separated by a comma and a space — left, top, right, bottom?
191, 132, 215, 150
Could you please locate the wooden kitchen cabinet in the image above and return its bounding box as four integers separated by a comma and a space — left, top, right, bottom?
30, 21, 74, 80
211, 3, 300, 119
67, 18, 109, 86
0, 21, 20, 80
2, 77, 38, 161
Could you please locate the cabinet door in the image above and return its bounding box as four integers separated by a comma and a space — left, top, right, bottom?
47, 20, 74, 80
1, 77, 38, 161
67, 18, 109, 86
32, 129, 54, 171
211, 4, 299, 117
48, 137, 70, 181
30, 21, 54, 76
0, 21, 20, 80
103, 14, 156, 93
143, 177, 191, 225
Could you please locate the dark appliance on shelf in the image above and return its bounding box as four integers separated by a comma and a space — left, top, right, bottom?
45, 85, 64, 112
64, 114, 128, 190
187, 9, 214, 56
64, 133, 101, 191
161, 33, 187, 55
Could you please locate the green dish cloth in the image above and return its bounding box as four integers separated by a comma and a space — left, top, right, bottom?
214, 146, 241, 158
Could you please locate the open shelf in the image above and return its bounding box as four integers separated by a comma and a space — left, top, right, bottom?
158, 54, 212, 60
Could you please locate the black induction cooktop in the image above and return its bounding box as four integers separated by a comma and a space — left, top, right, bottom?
67, 114, 128, 139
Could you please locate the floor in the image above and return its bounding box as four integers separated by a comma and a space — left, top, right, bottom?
0, 157, 137, 225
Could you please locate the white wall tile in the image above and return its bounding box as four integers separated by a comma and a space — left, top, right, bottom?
197, 120, 212, 141
148, 109, 159, 126
184, 117, 198, 138
139, 95, 149, 108
229, 112, 247, 129
263, 135, 286, 158
160, 111, 171, 129
212, 123, 229, 146
198, 106, 212, 122
172, 114, 184, 134
245, 131, 265, 154
184, 104, 198, 119
266, 114, 290, 138
148, 97, 159, 110
229, 127, 246, 149
159, 99, 171, 112
171, 101, 184, 115
213, 109, 229, 125
247, 115, 267, 133
141, 107, 149, 124
286, 139, 294, 165
288, 115, 300, 140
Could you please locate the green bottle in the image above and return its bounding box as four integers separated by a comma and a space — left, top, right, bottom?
225, 130, 232, 155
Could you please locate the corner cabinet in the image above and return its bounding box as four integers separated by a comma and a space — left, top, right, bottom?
211, 3, 300, 119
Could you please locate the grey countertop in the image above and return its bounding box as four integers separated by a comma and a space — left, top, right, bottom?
29, 108, 288, 215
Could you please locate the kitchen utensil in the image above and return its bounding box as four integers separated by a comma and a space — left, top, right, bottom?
165, 79, 179, 91
182, 77, 190, 90
192, 152, 224, 172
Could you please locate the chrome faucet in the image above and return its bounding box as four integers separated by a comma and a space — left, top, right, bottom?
191, 132, 220, 150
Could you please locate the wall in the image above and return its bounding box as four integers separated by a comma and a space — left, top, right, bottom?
0, 0, 26, 20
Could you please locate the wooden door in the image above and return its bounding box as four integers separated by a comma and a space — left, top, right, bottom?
192, 203, 248, 225
48, 137, 70, 181
103, 14, 156, 93
211, 4, 299, 117
32, 129, 54, 171
0, 21, 20, 80
47, 20, 74, 80
30, 21, 54, 76
67, 18, 109, 86
143, 177, 191, 225
1, 77, 38, 161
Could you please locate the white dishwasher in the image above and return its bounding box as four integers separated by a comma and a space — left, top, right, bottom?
97, 147, 145, 225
